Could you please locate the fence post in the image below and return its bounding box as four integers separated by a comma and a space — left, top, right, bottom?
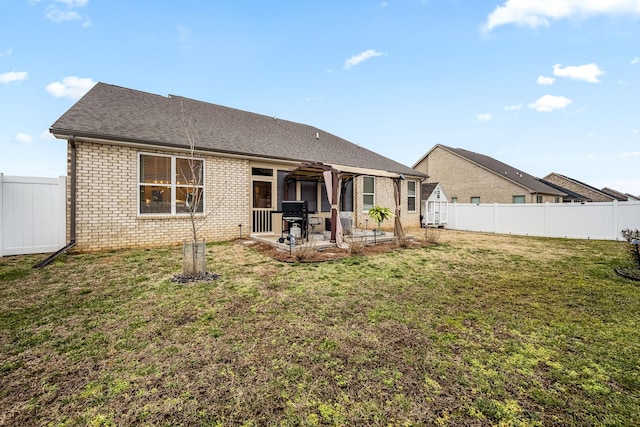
493, 203, 498, 233
58, 176, 67, 248
544, 202, 550, 238
612, 200, 619, 240
0, 173, 3, 257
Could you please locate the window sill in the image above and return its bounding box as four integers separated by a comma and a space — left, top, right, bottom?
137, 213, 206, 219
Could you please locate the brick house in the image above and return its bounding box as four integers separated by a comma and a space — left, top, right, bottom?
543, 173, 621, 202
413, 144, 565, 204
50, 83, 425, 252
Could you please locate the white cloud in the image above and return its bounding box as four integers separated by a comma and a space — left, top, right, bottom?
16, 133, 34, 143
504, 103, 522, 111
537, 75, 555, 85
343, 49, 384, 70
633, 129, 639, 134
0, 71, 28, 84
55, 0, 89, 6
46, 76, 96, 99
623, 151, 640, 157
45, 1, 90, 26
632, 57, 640, 64
529, 94, 572, 112
483, 0, 640, 32
46, 6, 81, 23
380, 2, 388, 7
477, 113, 492, 122
553, 63, 604, 83
0, 48, 13, 57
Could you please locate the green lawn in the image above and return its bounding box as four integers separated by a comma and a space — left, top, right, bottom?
1, 231, 639, 426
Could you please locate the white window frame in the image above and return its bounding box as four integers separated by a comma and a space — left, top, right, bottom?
407, 180, 417, 212
513, 195, 526, 204
138, 152, 205, 216
363, 176, 375, 212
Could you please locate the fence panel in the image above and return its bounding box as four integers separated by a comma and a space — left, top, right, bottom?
448, 201, 640, 240
1, 174, 66, 256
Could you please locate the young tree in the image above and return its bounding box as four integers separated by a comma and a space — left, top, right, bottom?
180, 101, 206, 277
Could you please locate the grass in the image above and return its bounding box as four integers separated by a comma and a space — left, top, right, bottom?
1, 230, 639, 426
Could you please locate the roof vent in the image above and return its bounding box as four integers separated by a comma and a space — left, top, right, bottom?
316, 132, 319, 139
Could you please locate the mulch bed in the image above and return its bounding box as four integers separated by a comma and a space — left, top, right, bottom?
237, 238, 433, 263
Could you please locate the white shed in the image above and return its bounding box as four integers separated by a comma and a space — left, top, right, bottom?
421, 182, 448, 227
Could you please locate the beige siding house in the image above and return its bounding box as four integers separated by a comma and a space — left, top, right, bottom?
50, 83, 425, 252
413, 144, 565, 204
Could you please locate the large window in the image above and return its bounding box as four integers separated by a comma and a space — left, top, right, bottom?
139, 154, 203, 215
363, 176, 375, 211
300, 181, 318, 212
513, 195, 525, 204
407, 180, 416, 212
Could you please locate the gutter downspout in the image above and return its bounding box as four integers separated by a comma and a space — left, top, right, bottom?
33, 136, 77, 268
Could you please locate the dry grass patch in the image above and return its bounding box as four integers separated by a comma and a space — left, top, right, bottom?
1, 231, 639, 426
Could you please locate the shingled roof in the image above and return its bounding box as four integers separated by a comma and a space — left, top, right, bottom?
50, 83, 423, 177
432, 145, 566, 196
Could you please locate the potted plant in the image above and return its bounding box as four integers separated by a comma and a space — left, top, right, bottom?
368, 205, 394, 235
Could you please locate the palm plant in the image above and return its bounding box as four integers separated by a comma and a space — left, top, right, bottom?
368, 205, 394, 234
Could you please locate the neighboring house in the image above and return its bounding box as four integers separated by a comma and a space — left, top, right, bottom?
538, 179, 590, 203
413, 144, 566, 204
421, 182, 448, 227
601, 187, 629, 202
50, 83, 426, 252
543, 173, 617, 202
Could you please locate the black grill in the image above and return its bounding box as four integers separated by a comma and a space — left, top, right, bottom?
281, 201, 309, 239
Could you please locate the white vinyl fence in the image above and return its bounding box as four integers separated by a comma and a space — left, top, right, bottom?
1, 174, 67, 256
447, 201, 640, 241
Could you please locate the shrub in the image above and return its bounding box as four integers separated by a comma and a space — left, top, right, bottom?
621, 229, 640, 269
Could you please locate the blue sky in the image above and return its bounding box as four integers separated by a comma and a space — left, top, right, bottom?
1, 0, 639, 194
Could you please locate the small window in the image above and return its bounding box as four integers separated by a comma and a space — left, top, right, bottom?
536, 195, 543, 203
251, 167, 273, 177
363, 176, 375, 211
513, 195, 525, 204
470, 196, 480, 204
451, 197, 458, 203
555, 197, 560, 203
407, 180, 416, 212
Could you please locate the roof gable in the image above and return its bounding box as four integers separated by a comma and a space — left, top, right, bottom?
50, 83, 424, 178
435, 145, 565, 196
421, 182, 448, 201
544, 173, 615, 201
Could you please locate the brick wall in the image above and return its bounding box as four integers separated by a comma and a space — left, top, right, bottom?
352, 176, 421, 231
414, 146, 552, 204
69, 141, 249, 252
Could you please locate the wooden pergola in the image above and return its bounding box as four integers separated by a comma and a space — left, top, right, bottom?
284, 162, 406, 246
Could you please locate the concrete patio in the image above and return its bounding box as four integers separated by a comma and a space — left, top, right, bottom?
250, 228, 398, 252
